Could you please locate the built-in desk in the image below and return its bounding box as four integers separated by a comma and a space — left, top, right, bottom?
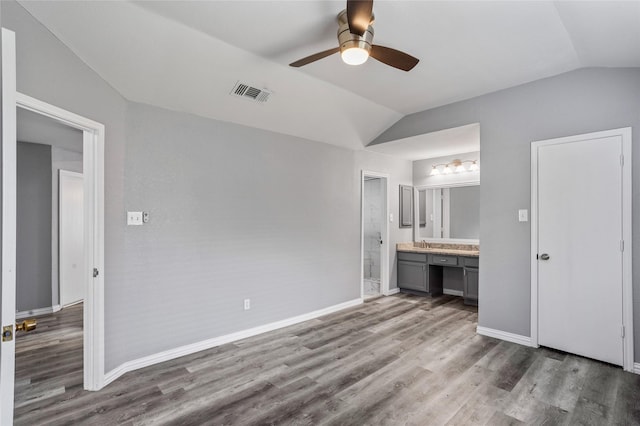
397, 249, 479, 305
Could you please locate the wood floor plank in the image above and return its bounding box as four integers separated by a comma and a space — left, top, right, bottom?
13, 295, 640, 425
484, 411, 525, 425
609, 369, 640, 425
444, 383, 512, 425
321, 364, 432, 425
491, 345, 538, 392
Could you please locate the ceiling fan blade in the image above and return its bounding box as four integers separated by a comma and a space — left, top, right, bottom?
347, 0, 373, 36
289, 47, 340, 67
370, 45, 419, 71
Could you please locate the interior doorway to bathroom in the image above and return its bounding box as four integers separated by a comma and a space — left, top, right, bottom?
361, 171, 389, 299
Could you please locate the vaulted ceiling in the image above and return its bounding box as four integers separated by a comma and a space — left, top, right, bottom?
17, 1, 640, 151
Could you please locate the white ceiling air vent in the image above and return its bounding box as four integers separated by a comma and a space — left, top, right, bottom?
230, 81, 272, 104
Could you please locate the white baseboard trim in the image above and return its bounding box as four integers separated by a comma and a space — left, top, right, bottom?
384, 288, 400, 296
16, 304, 61, 319
633, 363, 640, 375
443, 289, 464, 297
476, 326, 535, 347
63, 300, 83, 308
104, 298, 363, 387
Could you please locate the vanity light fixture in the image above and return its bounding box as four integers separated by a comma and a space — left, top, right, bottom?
430, 159, 479, 176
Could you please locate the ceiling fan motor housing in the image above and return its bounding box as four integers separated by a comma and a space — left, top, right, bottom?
337, 9, 374, 55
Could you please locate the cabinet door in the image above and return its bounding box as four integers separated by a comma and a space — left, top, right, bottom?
398, 261, 427, 292
399, 185, 413, 228
463, 267, 479, 305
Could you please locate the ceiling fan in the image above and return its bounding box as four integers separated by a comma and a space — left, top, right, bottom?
289, 0, 419, 72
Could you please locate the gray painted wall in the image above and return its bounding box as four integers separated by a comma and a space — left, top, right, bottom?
118, 102, 361, 365
373, 67, 640, 360
17, 142, 52, 311
449, 186, 479, 239
51, 147, 83, 306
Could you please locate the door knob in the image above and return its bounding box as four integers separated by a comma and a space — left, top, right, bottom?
16, 319, 37, 333
539, 253, 550, 260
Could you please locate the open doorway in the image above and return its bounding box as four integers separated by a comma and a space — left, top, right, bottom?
14, 108, 85, 409
361, 171, 389, 299
16, 108, 84, 315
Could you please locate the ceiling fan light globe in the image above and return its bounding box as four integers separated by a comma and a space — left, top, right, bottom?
341, 47, 369, 65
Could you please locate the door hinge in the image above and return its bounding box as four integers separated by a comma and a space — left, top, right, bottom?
93, 268, 99, 278
620, 240, 624, 252
620, 154, 624, 167
621, 325, 625, 338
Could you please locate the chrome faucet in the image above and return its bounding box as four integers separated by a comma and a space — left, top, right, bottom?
421, 240, 427, 248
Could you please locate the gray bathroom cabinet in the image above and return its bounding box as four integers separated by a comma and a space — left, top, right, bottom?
397, 251, 477, 302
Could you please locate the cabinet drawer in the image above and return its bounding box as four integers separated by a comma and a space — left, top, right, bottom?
429, 254, 458, 266
397, 252, 427, 263
462, 257, 479, 268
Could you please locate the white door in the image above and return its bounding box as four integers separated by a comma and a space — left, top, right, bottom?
60, 170, 84, 307
536, 133, 624, 365
1, 28, 17, 425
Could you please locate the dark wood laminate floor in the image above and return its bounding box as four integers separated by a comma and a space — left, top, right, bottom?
13, 295, 640, 425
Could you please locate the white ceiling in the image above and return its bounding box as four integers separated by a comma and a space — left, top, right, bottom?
17, 1, 640, 152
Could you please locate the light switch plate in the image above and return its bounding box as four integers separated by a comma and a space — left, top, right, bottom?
518, 209, 528, 222
127, 211, 143, 225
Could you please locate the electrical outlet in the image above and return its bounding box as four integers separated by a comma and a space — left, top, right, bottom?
518, 209, 528, 222
244, 299, 251, 310
127, 211, 143, 226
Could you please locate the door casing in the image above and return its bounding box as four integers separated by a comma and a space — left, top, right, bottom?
530, 127, 633, 372
16, 93, 106, 389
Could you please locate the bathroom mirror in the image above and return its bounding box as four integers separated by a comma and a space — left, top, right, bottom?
415, 183, 479, 242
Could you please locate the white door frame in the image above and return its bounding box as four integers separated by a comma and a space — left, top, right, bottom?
530, 127, 633, 372
361, 171, 390, 297
16, 93, 106, 389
